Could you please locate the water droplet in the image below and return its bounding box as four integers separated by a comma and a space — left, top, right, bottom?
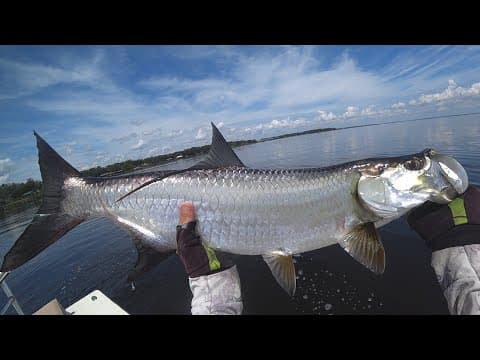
341, 298, 345, 301
380, 302, 383, 306
298, 269, 303, 276
324, 303, 333, 311
367, 297, 372, 302
302, 277, 306, 280
303, 295, 308, 300
336, 289, 340, 293
367, 305, 371, 309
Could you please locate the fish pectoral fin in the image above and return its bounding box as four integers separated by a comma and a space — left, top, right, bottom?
339, 222, 385, 274
262, 253, 296, 297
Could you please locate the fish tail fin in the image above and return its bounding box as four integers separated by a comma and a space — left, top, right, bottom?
1, 132, 84, 272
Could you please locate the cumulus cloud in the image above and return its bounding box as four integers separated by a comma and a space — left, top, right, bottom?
167, 129, 184, 138
343, 106, 360, 118
361, 106, 377, 116
391, 102, 406, 109
195, 128, 207, 140
410, 79, 480, 106
316, 110, 337, 121
131, 139, 145, 150
111, 132, 137, 144
142, 128, 162, 137
217, 121, 224, 128
0, 158, 15, 184
242, 117, 309, 135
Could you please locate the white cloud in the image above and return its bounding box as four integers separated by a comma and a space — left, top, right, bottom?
167, 129, 184, 138
410, 79, 480, 106
343, 106, 360, 118
391, 102, 406, 109
195, 128, 207, 140
111, 133, 137, 144
217, 121, 224, 128
0, 158, 14, 184
316, 110, 337, 121
361, 105, 377, 116
241, 117, 310, 136
131, 139, 145, 150
0, 51, 111, 100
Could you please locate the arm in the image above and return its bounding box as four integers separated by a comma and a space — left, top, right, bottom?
189, 266, 243, 315
430, 245, 480, 315
176, 202, 243, 315
408, 186, 480, 315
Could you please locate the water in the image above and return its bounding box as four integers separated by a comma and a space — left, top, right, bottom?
1, 114, 479, 314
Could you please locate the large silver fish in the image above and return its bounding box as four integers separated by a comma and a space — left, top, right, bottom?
1, 124, 469, 296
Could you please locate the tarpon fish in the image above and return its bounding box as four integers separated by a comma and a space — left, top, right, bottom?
1, 124, 469, 296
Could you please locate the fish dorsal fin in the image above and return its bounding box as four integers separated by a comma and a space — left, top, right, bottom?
339, 222, 385, 274
189, 122, 245, 170
115, 123, 245, 203
262, 253, 296, 296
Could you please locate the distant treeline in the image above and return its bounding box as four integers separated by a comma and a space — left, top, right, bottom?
2, 125, 338, 194
0, 178, 42, 218
0, 178, 42, 203
80, 139, 258, 177
261, 127, 337, 141
80, 128, 337, 177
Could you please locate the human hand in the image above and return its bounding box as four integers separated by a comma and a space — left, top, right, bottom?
407, 185, 480, 251
176, 201, 232, 277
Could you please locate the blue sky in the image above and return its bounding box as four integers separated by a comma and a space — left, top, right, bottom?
1, 45, 480, 184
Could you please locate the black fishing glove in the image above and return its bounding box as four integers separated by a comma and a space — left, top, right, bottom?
407, 185, 480, 251
176, 220, 233, 278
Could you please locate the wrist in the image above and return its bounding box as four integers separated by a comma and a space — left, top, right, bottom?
428, 224, 480, 251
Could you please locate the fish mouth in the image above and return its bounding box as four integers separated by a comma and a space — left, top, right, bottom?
430, 152, 468, 201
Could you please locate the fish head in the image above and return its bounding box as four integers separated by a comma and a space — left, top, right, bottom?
357, 149, 468, 220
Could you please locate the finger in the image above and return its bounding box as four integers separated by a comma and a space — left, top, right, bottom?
179, 201, 196, 224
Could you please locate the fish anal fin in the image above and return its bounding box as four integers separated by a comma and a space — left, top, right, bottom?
339, 222, 385, 274
128, 239, 174, 282
117, 224, 174, 282
262, 253, 296, 296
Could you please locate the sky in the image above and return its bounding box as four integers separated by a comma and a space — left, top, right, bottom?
1, 45, 480, 184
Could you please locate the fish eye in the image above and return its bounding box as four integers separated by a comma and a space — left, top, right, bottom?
404, 158, 425, 171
